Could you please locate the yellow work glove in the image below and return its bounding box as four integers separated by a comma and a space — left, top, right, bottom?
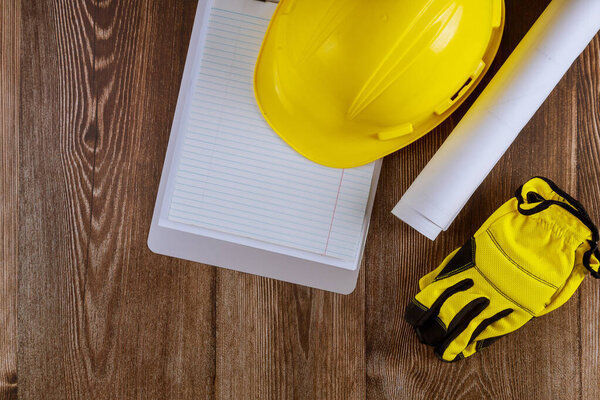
405, 177, 600, 362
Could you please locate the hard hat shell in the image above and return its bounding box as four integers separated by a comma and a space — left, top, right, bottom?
254, 0, 505, 168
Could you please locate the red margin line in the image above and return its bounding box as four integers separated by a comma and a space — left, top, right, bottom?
324, 170, 345, 254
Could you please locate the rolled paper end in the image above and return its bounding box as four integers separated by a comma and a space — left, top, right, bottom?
392, 201, 443, 241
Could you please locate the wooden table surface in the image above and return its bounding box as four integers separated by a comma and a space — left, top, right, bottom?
1, 0, 599, 399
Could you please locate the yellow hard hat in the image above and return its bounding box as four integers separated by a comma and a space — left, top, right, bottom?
254, 0, 505, 168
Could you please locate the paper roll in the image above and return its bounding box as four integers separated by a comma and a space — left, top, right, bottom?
392, 0, 600, 240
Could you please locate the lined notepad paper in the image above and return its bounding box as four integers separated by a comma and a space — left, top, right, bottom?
164, 0, 377, 262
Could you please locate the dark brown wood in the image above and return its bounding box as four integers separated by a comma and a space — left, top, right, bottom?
18, 1, 214, 399
5, 0, 600, 399
86, 1, 216, 398
215, 270, 366, 399
19, 1, 107, 397
0, 1, 19, 399
577, 36, 600, 400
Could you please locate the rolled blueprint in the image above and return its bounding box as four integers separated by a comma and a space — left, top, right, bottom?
392, 0, 600, 240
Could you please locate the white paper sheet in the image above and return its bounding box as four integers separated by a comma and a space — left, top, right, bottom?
163, 0, 377, 261
393, 0, 600, 240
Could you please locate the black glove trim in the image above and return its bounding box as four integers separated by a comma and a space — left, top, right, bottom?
467, 308, 513, 347
406, 299, 447, 345
515, 176, 600, 279
434, 238, 476, 282
582, 243, 600, 279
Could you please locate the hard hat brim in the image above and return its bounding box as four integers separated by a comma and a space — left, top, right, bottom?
254, 0, 506, 169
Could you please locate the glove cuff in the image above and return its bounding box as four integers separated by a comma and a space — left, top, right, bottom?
515, 177, 599, 279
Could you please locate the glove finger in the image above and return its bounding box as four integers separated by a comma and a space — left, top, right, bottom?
414, 289, 485, 348
436, 307, 512, 362
460, 335, 505, 360
405, 279, 473, 346
469, 308, 531, 344
458, 308, 532, 360
433, 296, 490, 361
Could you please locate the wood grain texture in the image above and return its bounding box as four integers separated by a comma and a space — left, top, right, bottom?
87, 1, 215, 398
215, 269, 366, 399
7, 0, 600, 399
576, 35, 600, 400
18, 1, 104, 398
18, 1, 215, 399
0, 1, 19, 399
19, 1, 102, 397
